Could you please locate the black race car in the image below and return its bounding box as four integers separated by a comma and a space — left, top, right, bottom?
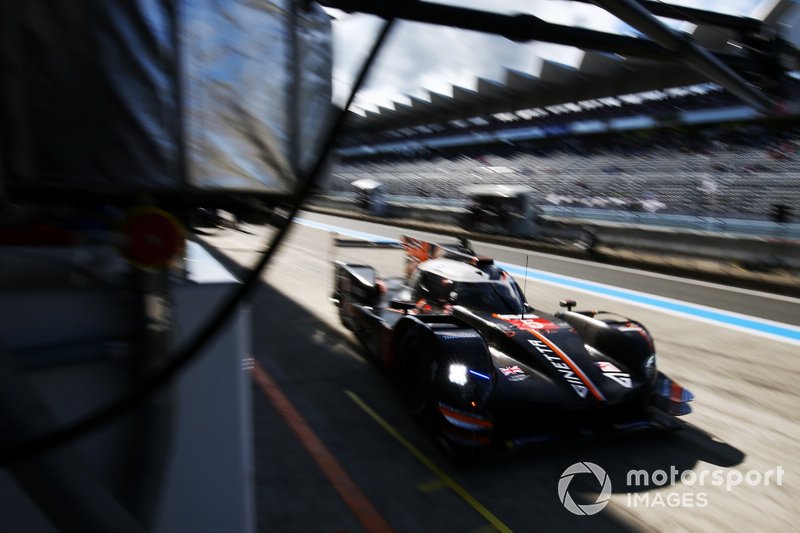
332, 235, 692, 453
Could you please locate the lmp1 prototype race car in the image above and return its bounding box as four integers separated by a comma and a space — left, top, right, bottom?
332, 235, 693, 453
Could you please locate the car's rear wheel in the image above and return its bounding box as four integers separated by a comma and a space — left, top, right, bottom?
399, 330, 438, 416
338, 303, 354, 330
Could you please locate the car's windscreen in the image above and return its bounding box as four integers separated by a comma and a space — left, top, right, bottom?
452, 281, 525, 314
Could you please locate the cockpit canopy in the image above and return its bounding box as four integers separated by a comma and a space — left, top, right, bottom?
410, 258, 527, 314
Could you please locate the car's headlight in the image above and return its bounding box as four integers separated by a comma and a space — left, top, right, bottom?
448, 363, 468, 385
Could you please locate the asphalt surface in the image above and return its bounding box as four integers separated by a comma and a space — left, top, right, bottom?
199, 212, 800, 532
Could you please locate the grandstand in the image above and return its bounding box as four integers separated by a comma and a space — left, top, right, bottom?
331, 114, 800, 217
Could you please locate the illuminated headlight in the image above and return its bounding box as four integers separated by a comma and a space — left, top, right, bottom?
643, 354, 656, 379
448, 364, 468, 385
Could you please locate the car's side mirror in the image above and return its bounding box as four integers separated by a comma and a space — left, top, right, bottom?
559, 299, 577, 311
390, 299, 416, 313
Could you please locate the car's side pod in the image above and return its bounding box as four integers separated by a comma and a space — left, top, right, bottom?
557, 311, 654, 376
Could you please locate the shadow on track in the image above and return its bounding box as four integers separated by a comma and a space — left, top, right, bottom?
198, 235, 745, 532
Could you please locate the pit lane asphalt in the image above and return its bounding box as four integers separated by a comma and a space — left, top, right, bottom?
199, 214, 800, 532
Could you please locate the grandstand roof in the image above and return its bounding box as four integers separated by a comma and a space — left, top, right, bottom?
336, 0, 800, 133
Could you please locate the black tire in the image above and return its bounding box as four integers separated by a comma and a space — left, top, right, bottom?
398, 330, 438, 416
400, 330, 490, 462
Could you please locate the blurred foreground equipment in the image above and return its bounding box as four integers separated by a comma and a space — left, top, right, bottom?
1, 0, 332, 206
0, 1, 332, 532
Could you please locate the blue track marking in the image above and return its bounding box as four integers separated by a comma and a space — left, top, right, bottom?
296, 217, 800, 345
496, 262, 800, 343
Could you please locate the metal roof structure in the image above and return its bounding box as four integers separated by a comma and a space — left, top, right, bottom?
324, 0, 800, 134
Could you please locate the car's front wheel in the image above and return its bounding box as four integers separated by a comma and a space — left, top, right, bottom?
398, 330, 438, 416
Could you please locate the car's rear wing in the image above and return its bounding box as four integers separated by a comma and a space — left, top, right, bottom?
332, 233, 491, 277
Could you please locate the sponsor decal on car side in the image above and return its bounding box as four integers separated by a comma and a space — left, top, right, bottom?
499, 365, 524, 376
493, 314, 560, 333
595, 361, 633, 388
595, 361, 620, 373
499, 365, 530, 381
437, 330, 481, 340
528, 337, 606, 401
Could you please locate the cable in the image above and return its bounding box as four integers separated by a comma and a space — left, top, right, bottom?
650, 0, 758, 52
0, 18, 396, 467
